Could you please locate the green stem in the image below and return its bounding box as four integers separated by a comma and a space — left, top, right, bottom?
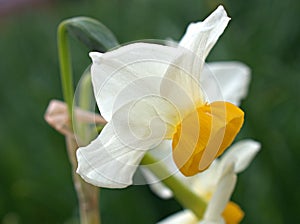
58, 21, 74, 122
78, 72, 92, 113
77, 72, 93, 144
57, 21, 100, 224
141, 153, 207, 219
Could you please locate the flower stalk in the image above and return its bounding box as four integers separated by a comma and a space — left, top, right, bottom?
57, 21, 100, 224
58, 21, 75, 121
141, 153, 207, 219
66, 137, 101, 224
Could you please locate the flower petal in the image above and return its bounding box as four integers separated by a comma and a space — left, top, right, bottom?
199, 220, 224, 224
201, 62, 251, 105
220, 139, 261, 173
203, 163, 237, 222
110, 95, 180, 150
160, 52, 204, 117
179, 5, 230, 62
188, 160, 221, 196
140, 167, 173, 199
90, 43, 182, 121
76, 87, 182, 188
157, 210, 198, 224
160, 5, 231, 125
76, 122, 145, 188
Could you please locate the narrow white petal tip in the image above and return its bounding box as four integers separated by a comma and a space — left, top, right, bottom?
216, 5, 226, 13
150, 183, 173, 199
159, 189, 173, 199
222, 139, 261, 174
232, 61, 251, 75
89, 52, 103, 63
215, 5, 230, 18
240, 139, 262, 154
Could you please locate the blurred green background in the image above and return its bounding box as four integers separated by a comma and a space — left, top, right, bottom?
0, 0, 299, 223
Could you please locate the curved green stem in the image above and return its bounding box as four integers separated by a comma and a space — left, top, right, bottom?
58, 21, 75, 123
57, 21, 100, 224
141, 153, 207, 219
78, 72, 92, 112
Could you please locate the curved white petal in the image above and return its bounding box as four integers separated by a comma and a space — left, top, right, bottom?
110, 95, 179, 150
194, 140, 260, 193
90, 43, 182, 121
76, 89, 181, 188
201, 62, 251, 105
76, 122, 145, 188
220, 139, 261, 173
157, 210, 198, 224
199, 219, 224, 224
160, 52, 204, 116
141, 168, 173, 199
203, 164, 236, 222
189, 160, 221, 195
160, 5, 231, 114
179, 5, 230, 62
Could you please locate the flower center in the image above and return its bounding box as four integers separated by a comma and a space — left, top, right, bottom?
171, 101, 244, 176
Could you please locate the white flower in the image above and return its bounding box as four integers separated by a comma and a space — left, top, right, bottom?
156, 140, 261, 224
76, 5, 250, 188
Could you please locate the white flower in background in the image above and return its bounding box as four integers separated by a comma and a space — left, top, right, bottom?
76, 5, 250, 188
156, 140, 261, 224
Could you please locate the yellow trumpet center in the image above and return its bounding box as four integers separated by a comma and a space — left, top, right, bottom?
172, 101, 244, 176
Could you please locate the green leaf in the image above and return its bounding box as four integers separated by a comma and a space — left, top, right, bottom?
64, 16, 119, 52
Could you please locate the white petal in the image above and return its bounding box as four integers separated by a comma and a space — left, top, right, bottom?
189, 160, 221, 195
76, 88, 182, 188
161, 5, 231, 113
110, 96, 179, 150
149, 140, 184, 176
179, 5, 230, 62
90, 43, 182, 121
160, 52, 204, 118
220, 139, 261, 173
141, 168, 173, 199
203, 164, 236, 222
199, 219, 224, 224
157, 210, 198, 224
201, 62, 251, 105
76, 122, 145, 188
